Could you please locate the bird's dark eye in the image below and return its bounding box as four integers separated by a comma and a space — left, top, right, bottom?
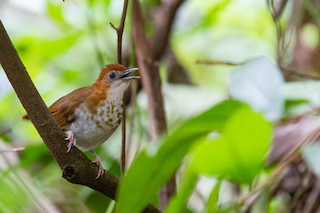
108, 71, 116, 79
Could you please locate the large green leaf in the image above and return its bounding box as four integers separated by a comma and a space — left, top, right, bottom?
117, 100, 245, 213
191, 107, 272, 184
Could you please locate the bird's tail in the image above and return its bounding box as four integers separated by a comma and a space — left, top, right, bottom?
22, 114, 29, 120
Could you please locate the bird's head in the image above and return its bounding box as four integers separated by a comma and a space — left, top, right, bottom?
94, 64, 139, 93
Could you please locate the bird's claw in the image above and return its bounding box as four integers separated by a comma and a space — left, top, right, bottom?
90, 151, 105, 179
65, 131, 76, 153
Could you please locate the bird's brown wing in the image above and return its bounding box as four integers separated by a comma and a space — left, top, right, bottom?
23, 86, 93, 127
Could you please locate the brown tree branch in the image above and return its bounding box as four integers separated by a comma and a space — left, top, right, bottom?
121, 0, 191, 105
0, 20, 160, 213
151, 0, 185, 60
132, 0, 177, 209
132, 0, 186, 209
132, 0, 167, 141
110, 0, 130, 176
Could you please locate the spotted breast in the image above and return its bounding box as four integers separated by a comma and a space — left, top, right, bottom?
65, 95, 124, 151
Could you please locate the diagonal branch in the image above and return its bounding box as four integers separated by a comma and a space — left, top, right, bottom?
132, 0, 166, 139
0, 20, 160, 213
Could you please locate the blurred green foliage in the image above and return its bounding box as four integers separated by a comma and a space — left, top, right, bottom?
118, 101, 246, 213
118, 101, 271, 213
1, 0, 317, 213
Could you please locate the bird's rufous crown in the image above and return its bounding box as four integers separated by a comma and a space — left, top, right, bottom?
96, 64, 127, 82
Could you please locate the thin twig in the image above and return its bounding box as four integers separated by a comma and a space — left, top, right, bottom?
280, 67, 320, 80
196, 60, 245, 66
110, 0, 130, 176
0, 147, 25, 154
196, 59, 320, 80
274, 0, 288, 19
132, 101, 143, 163
126, 81, 138, 166
110, 0, 130, 64
267, 0, 288, 61
121, 105, 126, 175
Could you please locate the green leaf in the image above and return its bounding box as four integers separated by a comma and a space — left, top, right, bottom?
207, 180, 222, 213
117, 100, 246, 213
85, 191, 111, 213
284, 99, 309, 112
14, 34, 80, 77
105, 200, 116, 213
192, 107, 272, 184
47, 1, 64, 23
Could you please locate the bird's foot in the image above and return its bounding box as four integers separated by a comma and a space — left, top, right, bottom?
65, 131, 76, 153
90, 150, 105, 179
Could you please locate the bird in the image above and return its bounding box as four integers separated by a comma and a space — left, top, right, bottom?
23, 64, 139, 178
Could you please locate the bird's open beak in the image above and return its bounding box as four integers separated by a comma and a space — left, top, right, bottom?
121, 68, 140, 80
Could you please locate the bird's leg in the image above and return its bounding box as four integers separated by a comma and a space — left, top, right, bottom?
90, 150, 105, 179
65, 131, 76, 153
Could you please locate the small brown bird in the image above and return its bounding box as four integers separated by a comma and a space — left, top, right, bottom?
23, 64, 139, 178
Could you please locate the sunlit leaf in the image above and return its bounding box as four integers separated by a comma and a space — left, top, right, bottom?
192, 106, 272, 184
47, 1, 64, 23
105, 200, 116, 213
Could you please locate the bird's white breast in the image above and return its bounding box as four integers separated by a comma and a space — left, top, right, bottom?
66, 99, 123, 151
